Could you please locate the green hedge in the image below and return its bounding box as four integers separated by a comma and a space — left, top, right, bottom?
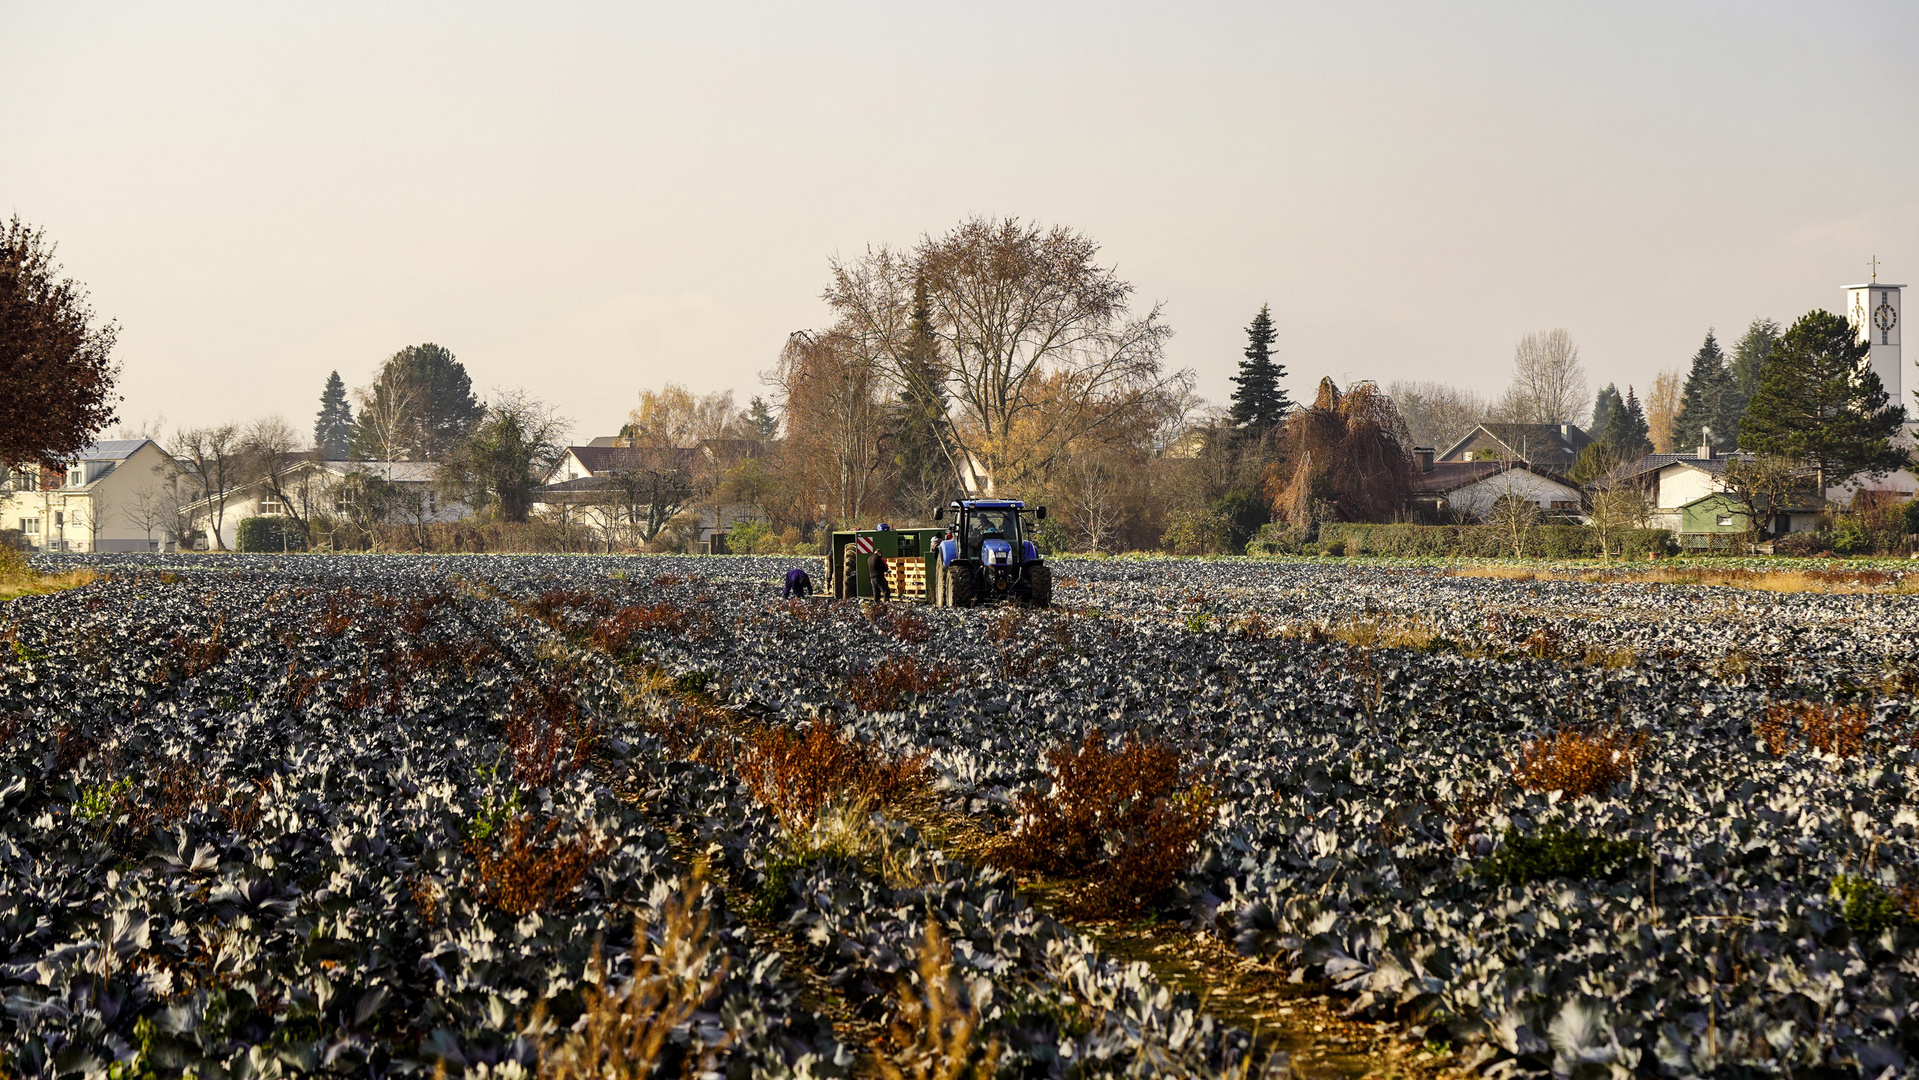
1247, 522, 1674, 559
236, 516, 306, 553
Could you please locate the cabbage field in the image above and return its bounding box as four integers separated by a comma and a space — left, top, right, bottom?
3, 554, 1917, 1079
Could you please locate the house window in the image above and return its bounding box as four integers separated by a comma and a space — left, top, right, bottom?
20, 518, 39, 535
425, 490, 438, 514
1716, 515, 1734, 527
258, 496, 284, 516
66, 465, 85, 487
53, 511, 63, 527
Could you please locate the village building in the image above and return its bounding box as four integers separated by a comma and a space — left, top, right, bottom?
1612, 446, 1823, 545
1407, 449, 1585, 522
539, 441, 766, 551
0, 439, 183, 553
1437, 423, 1592, 470
182, 460, 465, 550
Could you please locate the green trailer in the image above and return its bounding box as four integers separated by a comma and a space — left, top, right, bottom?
826, 526, 944, 601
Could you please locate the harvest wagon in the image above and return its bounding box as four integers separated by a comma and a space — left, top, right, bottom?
826, 499, 1052, 608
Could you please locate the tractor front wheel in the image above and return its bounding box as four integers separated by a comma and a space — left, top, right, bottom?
943, 564, 975, 609
1025, 564, 1053, 609
840, 546, 859, 600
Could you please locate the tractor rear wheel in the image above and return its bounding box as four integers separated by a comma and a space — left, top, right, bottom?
943, 564, 975, 609
1025, 564, 1053, 609
840, 546, 859, 600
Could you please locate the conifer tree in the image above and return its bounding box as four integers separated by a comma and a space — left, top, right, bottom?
1740, 309, 1907, 494
890, 278, 953, 512
1601, 385, 1652, 457
1728, 317, 1781, 405
349, 343, 484, 461
314, 371, 353, 460
1590, 384, 1622, 440
1671, 331, 1734, 452
1229, 305, 1289, 435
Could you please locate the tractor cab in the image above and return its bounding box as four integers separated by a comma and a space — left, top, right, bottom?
930, 499, 1053, 608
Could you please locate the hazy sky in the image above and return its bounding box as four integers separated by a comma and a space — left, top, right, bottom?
6, 2, 1916, 441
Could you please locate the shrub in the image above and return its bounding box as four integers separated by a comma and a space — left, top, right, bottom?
1267, 523, 1675, 560
848, 655, 952, 711
1320, 537, 1347, 557
1832, 517, 1874, 556
0, 527, 28, 554
1773, 530, 1833, 556
737, 724, 927, 829
1903, 499, 1919, 537
993, 727, 1216, 915
1511, 726, 1645, 799
1479, 824, 1644, 885
0, 545, 30, 582
466, 814, 606, 915
1756, 701, 1873, 759
235, 516, 306, 553
1829, 874, 1917, 934
727, 520, 773, 554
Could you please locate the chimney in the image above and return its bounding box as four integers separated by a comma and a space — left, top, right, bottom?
1414, 447, 1435, 473
1560, 423, 1572, 442
1696, 443, 1712, 460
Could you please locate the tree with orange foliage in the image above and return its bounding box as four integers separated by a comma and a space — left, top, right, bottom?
1267, 378, 1415, 525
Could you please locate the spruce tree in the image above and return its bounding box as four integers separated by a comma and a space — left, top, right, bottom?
1601, 385, 1651, 457
1728, 317, 1781, 405
1229, 305, 1289, 435
1590, 384, 1622, 440
314, 371, 353, 460
890, 279, 952, 511
1740, 309, 1908, 493
1671, 330, 1734, 452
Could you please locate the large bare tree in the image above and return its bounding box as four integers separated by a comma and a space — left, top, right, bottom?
173, 424, 245, 550
769, 330, 891, 526
1386, 380, 1491, 450
1504, 329, 1589, 427
242, 416, 317, 537
825, 217, 1186, 495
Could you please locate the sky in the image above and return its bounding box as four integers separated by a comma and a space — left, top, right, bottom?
5, 1, 1916, 441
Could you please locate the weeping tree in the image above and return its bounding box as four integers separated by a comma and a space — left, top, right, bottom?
1268, 378, 1415, 526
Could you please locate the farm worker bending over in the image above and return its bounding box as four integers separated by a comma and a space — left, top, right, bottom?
783, 566, 813, 599
868, 549, 891, 602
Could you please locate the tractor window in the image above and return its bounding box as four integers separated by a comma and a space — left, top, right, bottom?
962, 509, 1018, 555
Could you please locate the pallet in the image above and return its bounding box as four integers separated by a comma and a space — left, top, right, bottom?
884, 557, 928, 599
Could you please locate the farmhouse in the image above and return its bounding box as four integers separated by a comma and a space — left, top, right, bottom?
0, 439, 183, 553
1408, 449, 1585, 521
1438, 423, 1592, 470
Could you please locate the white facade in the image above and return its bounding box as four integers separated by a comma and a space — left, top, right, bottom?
185, 461, 466, 550
1446, 468, 1584, 520
0, 440, 184, 553
1846, 280, 1902, 421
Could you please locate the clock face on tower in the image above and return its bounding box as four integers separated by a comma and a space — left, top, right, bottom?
1875, 296, 1899, 344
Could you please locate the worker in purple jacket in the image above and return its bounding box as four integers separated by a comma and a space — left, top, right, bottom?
783, 566, 813, 599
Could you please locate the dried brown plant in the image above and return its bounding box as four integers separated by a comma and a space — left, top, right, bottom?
534, 861, 729, 1080
1758, 701, 1873, 759
848, 655, 953, 712
504, 682, 599, 787
468, 815, 606, 916
737, 724, 928, 830
1511, 727, 1645, 799
881, 920, 1002, 1080
993, 727, 1217, 915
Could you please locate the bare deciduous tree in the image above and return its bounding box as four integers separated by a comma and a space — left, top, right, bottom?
243, 416, 317, 537
173, 424, 244, 550
1386, 381, 1491, 451
1505, 329, 1588, 427
1645, 370, 1682, 453
352, 382, 418, 463
1486, 485, 1543, 558
770, 330, 891, 526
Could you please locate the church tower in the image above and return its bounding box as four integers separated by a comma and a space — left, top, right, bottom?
1845, 269, 1902, 418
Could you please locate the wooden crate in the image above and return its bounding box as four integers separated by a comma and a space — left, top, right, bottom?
885, 557, 928, 599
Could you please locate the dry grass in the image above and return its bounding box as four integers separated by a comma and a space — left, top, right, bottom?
532, 860, 728, 1079
737, 724, 928, 830
1756, 701, 1874, 759
1286, 614, 1439, 651
881, 920, 1002, 1080
1448, 563, 1914, 594
1511, 726, 1646, 799
993, 727, 1216, 916
0, 548, 96, 601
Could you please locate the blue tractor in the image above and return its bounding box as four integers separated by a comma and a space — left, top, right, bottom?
931, 499, 1052, 608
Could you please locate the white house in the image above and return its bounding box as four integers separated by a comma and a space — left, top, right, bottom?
1408, 453, 1585, 522
183, 460, 467, 550
0, 440, 185, 553
1618, 447, 1824, 535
